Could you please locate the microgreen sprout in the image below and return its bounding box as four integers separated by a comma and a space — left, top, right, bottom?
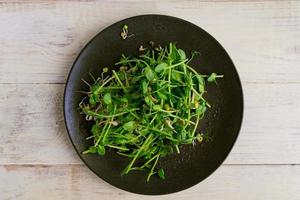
121, 24, 134, 40
79, 42, 223, 181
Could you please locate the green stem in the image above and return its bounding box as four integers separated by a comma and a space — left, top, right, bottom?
128, 110, 140, 120
112, 70, 126, 92
191, 113, 200, 137
148, 127, 172, 137
172, 69, 185, 74
166, 136, 178, 142
166, 59, 188, 69
123, 134, 153, 174
94, 76, 115, 94
149, 114, 157, 125
175, 145, 180, 154
117, 152, 135, 157
191, 87, 209, 105
115, 59, 150, 67
141, 154, 160, 169
84, 108, 138, 119
147, 154, 160, 182
102, 106, 117, 142
157, 109, 196, 125
168, 68, 173, 107
102, 86, 132, 90
186, 64, 199, 76
95, 122, 109, 146
107, 144, 129, 151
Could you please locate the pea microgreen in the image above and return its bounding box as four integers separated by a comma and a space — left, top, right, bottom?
79, 42, 223, 181
120, 24, 134, 40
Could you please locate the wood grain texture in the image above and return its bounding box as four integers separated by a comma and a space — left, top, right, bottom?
0, 83, 299, 165
0, 0, 299, 83
1, 164, 300, 200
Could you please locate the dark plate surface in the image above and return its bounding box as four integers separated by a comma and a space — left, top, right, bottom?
64, 15, 243, 195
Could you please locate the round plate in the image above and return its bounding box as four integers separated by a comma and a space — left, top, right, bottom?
64, 15, 243, 195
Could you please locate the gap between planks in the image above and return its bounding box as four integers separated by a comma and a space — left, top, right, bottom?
1, 164, 299, 167
0, 0, 299, 3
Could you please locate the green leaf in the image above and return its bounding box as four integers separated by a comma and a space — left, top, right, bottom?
142, 80, 148, 94
196, 103, 207, 115
122, 121, 136, 131
91, 84, 101, 95
89, 93, 99, 105
120, 97, 128, 103
171, 71, 182, 82
124, 114, 135, 122
169, 43, 180, 62
198, 84, 204, 93
132, 76, 142, 83
89, 96, 96, 105
115, 138, 127, 145
196, 74, 204, 84
103, 67, 108, 73
153, 105, 161, 111
196, 75, 205, 93
157, 91, 167, 100
145, 67, 155, 81
91, 124, 101, 136
103, 93, 112, 104
163, 103, 170, 111
83, 146, 97, 154
207, 73, 217, 82
118, 72, 125, 81
158, 169, 165, 180
155, 62, 168, 73
177, 49, 186, 60
181, 130, 187, 140
196, 133, 203, 143
97, 145, 106, 155
144, 96, 152, 107
90, 146, 97, 153
131, 91, 141, 99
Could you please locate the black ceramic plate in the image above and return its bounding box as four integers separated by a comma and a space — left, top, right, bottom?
64, 15, 243, 195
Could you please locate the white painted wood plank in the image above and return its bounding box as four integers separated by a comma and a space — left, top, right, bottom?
0, 1, 299, 83
0, 164, 299, 200
0, 83, 299, 165
0, 84, 78, 164
227, 83, 300, 164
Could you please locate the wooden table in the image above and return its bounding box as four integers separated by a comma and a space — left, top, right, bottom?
0, 1, 299, 199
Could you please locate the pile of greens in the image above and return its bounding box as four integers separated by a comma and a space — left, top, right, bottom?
79, 42, 222, 181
